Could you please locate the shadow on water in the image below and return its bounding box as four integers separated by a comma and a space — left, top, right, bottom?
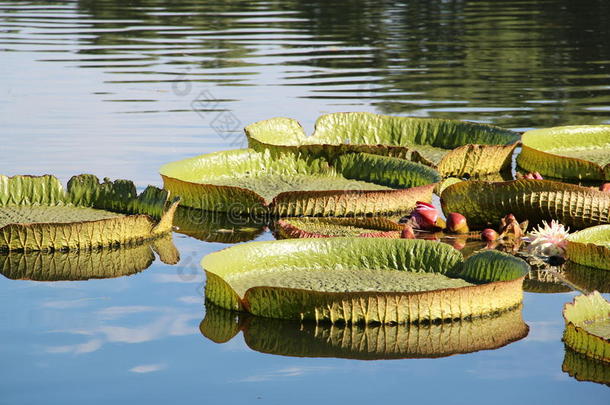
0, 235, 179, 281
173, 206, 267, 243
200, 302, 529, 360
523, 261, 610, 294
562, 347, 610, 387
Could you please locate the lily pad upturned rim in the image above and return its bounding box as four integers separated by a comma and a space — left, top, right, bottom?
200, 302, 529, 360
160, 148, 437, 217
440, 178, 610, 229
567, 225, 610, 271
562, 291, 610, 363
0, 174, 179, 252
202, 238, 528, 324
518, 125, 610, 181
245, 112, 520, 177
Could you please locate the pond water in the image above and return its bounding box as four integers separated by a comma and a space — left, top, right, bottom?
1, 1, 609, 403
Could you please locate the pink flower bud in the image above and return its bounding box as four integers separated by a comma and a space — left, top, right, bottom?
481, 228, 499, 242
412, 201, 438, 230
446, 212, 469, 234
400, 226, 415, 239
600, 183, 610, 192
523, 172, 543, 180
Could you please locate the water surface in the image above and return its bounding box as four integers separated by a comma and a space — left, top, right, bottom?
1, 1, 609, 403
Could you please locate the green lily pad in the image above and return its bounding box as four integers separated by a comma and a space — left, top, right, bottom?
160, 149, 438, 216
173, 206, 266, 243
0, 174, 179, 252
230, 267, 475, 296
517, 126, 610, 180
0, 205, 123, 226
202, 238, 528, 324
567, 225, 610, 271
562, 347, 610, 387
245, 112, 520, 177
563, 291, 610, 363
275, 217, 404, 238
441, 179, 610, 229
0, 235, 179, 281
200, 303, 529, 360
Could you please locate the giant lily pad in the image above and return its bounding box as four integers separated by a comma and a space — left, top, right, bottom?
0, 235, 179, 281
563, 291, 610, 363
200, 303, 529, 360
275, 217, 404, 239
202, 238, 528, 324
245, 113, 520, 177
567, 225, 610, 271
0, 174, 179, 251
441, 179, 610, 229
517, 126, 610, 181
160, 149, 438, 216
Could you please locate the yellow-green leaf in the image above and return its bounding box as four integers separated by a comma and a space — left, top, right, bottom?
441, 179, 610, 229
202, 238, 527, 324
563, 291, 610, 362
246, 113, 519, 177
518, 125, 610, 181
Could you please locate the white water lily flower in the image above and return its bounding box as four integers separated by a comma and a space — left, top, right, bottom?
523, 220, 570, 257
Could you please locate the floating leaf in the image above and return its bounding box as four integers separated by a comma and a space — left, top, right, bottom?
518, 126, 610, 181
202, 238, 527, 324
435, 177, 463, 196
563, 291, 610, 362
245, 113, 519, 177
160, 149, 436, 216
459, 249, 530, 283
441, 179, 610, 229
566, 225, 610, 271
0, 174, 178, 252
200, 302, 529, 360
334, 153, 441, 188
0, 235, 179, 281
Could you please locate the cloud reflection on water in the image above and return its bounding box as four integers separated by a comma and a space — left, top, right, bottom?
44, 305, 200, 355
